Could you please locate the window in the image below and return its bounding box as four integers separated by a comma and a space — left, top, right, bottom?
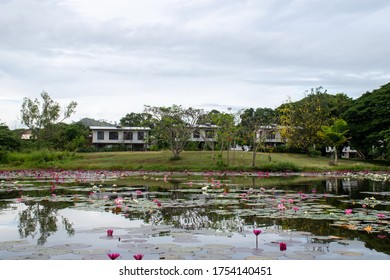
109, 131, 119, 140
124, 131, 133, 140
193, 130, 200, 138
97, 131, 104, 140
137, 131, 145, 140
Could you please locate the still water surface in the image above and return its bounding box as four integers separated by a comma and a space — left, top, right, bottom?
0, 170, 389, 260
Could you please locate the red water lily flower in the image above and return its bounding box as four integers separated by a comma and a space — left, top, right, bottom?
107, 229, 113, 237
279, 242, 287, 251
133, 254, 144, 260
107, 253, 120, 260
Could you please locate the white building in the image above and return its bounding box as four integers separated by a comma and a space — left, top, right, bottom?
189, 124, 218, 142
256, 125, 286, 146
90, 126, 151, 150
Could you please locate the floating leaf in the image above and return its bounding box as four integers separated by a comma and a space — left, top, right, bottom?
334, 251, 364, 257
72, 248, 110, 255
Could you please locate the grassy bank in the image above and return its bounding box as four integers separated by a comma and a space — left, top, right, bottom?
1, 150, 389, 172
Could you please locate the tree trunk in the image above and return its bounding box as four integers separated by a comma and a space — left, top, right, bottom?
252, 150, 256, 167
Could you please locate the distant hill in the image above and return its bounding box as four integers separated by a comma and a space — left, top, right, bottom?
77, 118, 115, 127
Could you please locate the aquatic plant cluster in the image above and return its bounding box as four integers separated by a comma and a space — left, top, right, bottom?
0, 169, 389, 260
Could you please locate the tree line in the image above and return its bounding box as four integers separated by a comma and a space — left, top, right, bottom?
1, 82, 389, 164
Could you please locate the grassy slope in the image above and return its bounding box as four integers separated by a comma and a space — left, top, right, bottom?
3, 150, 387, 172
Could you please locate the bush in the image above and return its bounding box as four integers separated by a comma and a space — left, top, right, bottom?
2, 150, 77, 167
148, 145, 160, 151
184, 141, 200, 151
0, 150, 8, 164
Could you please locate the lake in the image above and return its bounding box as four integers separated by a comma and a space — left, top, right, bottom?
0, 169, 389, 260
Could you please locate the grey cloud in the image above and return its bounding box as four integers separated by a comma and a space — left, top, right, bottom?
1, 0, 389, 127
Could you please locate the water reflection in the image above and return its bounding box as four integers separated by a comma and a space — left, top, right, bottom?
18, 202, 75, 245
1, 173, 389, 258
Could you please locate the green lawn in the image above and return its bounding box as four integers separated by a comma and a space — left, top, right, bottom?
3, 150, 387, 172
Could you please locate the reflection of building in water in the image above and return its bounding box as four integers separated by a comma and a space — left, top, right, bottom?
326, 178, 339, 193
175, 209, 211, 230
168, 209, 246, 232
325, 146, 359, 158
326, 178, 358, 195
342, 179, 358, 194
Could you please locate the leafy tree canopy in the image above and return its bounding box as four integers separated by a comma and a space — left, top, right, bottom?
0, 122, 22, 151
342, 82, 390, 158
144, 104, 204, 159
21, 91, 77, 133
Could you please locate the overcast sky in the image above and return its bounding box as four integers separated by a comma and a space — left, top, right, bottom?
1, 0, 389, 128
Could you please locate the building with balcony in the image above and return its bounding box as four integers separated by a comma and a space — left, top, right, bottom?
90, 126, 150, 150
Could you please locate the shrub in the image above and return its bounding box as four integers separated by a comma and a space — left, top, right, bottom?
0, 150, 8, 164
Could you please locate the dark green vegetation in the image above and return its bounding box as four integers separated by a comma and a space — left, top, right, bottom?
342, 83, 390, 159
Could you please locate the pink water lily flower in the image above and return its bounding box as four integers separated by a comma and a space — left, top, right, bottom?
345, 209, 353, 215
107, 253, 120, 260
377, 213, 386, 219
133, 254, 144, 260
277, 204, 286, 210
253, 229, 262, 249
114, 197, 124, 205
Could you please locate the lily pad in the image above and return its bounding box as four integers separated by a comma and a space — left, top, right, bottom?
7, 245, 43, 252
159, 254, 185, 260
82, 254, 113, 260
170, 246, 203, 253
334, 251, 364, 257
284, 253, 315, 260
172, 238, 201, 243
196, 254, 232, 260
245, 255, 276, 260
35, 247, 73, 255
72, 248, 110, 255
13, 254, 51, 260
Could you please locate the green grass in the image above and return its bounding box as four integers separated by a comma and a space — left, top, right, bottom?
1, 150, 389, 172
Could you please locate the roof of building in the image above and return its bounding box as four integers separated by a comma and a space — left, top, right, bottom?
90, 126, 151, 130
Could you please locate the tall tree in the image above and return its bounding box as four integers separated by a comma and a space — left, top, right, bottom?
239, 108, 278, 166
20, 92, 77, 141
318, 118, 349, 164
144, 105, 204, 159
120, 112, 154, 127
0, 122, 21, 151
342, 82, 390, 159
278, 87, 331, 154
209, 111, 236, 166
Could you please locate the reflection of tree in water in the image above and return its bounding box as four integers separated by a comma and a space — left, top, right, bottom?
0, 201, 10, 211
18, 201, 75, 245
